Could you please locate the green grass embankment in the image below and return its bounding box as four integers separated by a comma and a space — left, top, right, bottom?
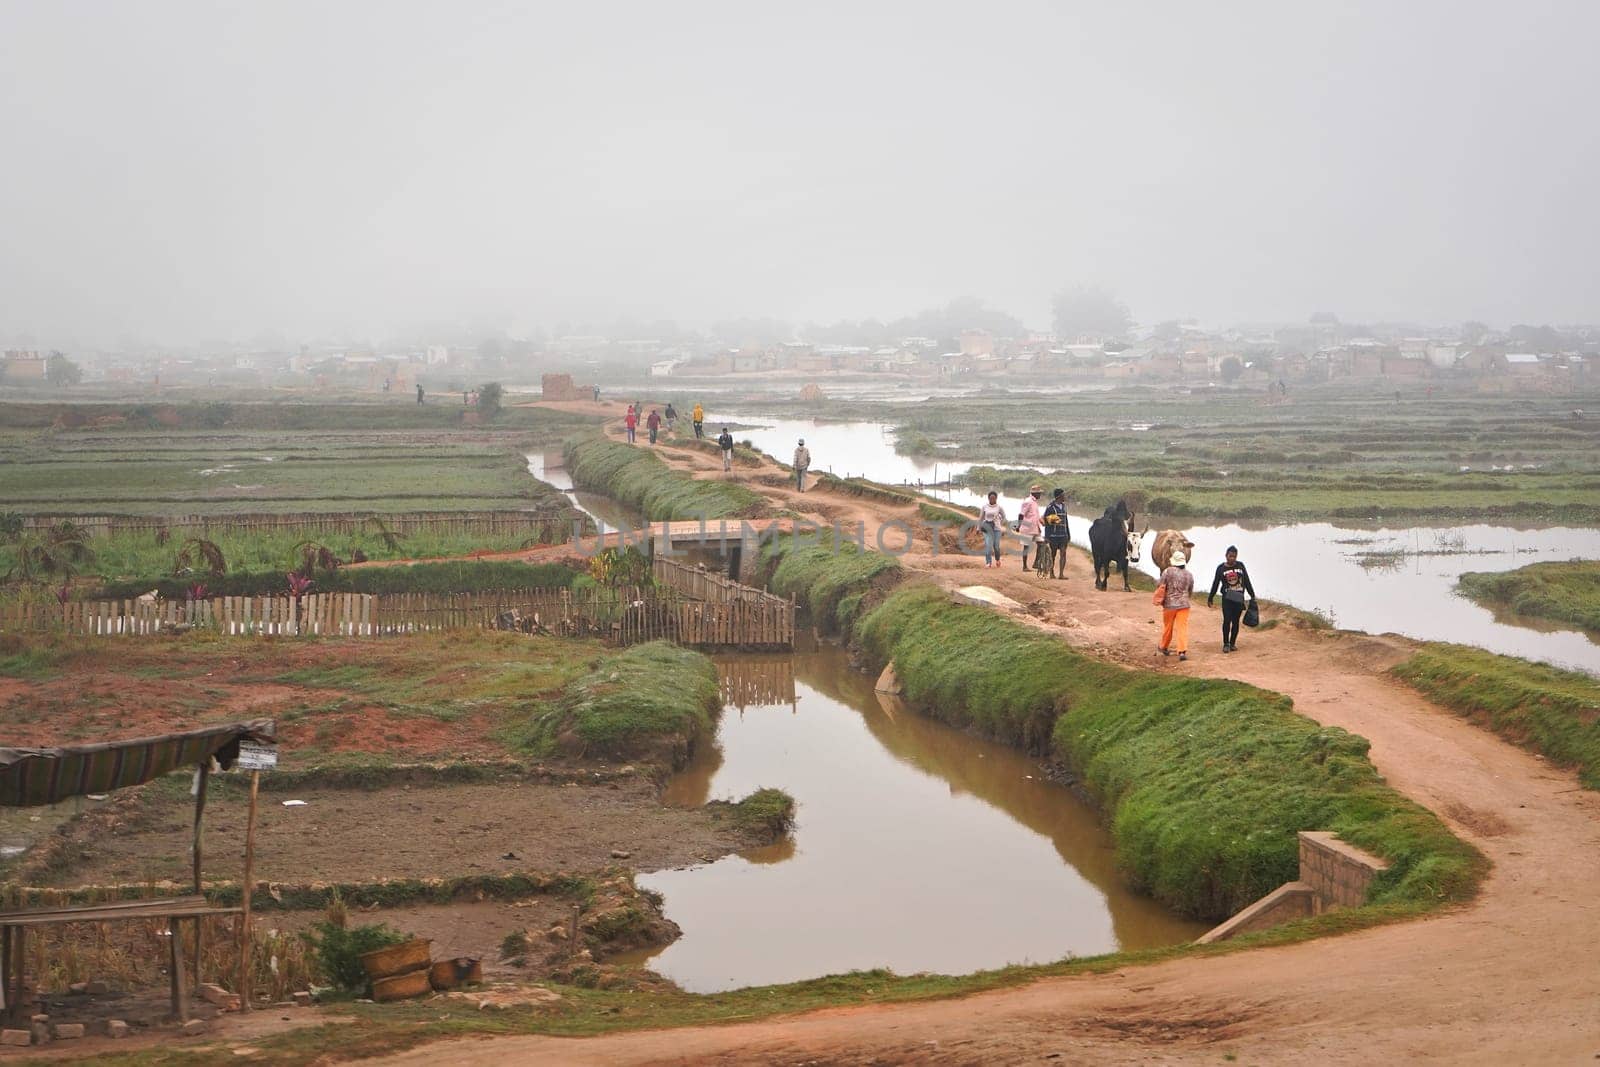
858, 583, 1482, 921
1457, 561, 1600, 633
502, 641, 721, 761
563, 436, 765, 521
1392, 644, 1600, 789
762, 541, 904, 637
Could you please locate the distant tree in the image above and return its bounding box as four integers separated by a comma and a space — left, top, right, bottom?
477, 381, 504, 418
1051, 287, 1133, 340
1220, 356, 1244, 383
45, 351, 82, 386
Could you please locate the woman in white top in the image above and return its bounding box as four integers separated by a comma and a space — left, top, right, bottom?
1015, 484, 1044, 572
978, 491, 1007, 568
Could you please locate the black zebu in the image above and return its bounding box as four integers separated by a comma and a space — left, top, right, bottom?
1088, 499, 1144, 591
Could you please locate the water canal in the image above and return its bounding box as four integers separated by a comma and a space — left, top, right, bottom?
623, 642, 1206, 993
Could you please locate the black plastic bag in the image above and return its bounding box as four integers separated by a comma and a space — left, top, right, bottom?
1243, 600, 1260, 628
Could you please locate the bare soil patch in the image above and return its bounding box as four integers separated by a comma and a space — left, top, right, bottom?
35, 778, 761, 888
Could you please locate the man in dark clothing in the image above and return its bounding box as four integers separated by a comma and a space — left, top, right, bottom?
1206, 545, 1257, 652
416, 384, 425, 404
716, 428, 735, 471
1042, 488, 1071, 579
646, 409, 662, 445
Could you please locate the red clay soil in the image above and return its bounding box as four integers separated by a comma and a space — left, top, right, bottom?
371, 415, 1600, 1065
0, 638, 558, 764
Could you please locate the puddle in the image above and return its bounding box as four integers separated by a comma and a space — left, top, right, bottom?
626, 644, 1205, 992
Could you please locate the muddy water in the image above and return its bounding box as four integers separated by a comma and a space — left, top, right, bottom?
526, 449, 645, 535
705, 414, 1600, 674
627, 643, 1205, 993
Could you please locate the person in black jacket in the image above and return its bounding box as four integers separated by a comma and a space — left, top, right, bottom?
1207, 545, 1256, 652
717, 428, 735, 472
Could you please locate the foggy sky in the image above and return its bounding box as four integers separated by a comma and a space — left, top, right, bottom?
3, 1, 1597, 347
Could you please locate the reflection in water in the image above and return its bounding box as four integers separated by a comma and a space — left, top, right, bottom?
525, 450, 645, 535
632, 643, 1205, 993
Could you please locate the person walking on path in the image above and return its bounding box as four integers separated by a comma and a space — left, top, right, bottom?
646, 408, 662, 445
717, 427, 735, 471
624, 405, 638, 443
978, 491, 1007, 568
1015, 484, 1044, 573
1207, 545, 1257, 653
1156, 549, 1196, 661
793, 439, 811, 492
416, 383, 425, 405
692, 402, 705, 439
1042, 488, 1071, 579
664, 402, 678, 433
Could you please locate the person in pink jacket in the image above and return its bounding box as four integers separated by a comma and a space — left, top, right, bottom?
1015, 484, 1044, 573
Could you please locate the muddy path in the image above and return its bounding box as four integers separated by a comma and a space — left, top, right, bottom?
374, 412, 1600, 1064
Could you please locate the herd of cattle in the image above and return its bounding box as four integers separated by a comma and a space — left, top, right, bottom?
1086, 499, 1191, 592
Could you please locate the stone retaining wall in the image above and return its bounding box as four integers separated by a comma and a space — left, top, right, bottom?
1298, 831, 1389, 910
1198, 831, 1390, 942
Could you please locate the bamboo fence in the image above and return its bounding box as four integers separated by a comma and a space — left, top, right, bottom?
0, 585, 794, 648
18, 509, 576, 541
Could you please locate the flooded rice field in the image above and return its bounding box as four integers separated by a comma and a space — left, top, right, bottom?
624, 643, 1205, 993
706, 413, 1600, 674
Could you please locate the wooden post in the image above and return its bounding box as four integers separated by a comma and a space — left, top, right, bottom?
191, 761, 210, 987
0, 925, 10, 1016
169, 917, 189, 1021
238, 769, 260, 1012
11, 926, 25, 1019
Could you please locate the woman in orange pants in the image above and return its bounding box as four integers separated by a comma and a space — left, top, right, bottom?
1158, 550, 1195, 661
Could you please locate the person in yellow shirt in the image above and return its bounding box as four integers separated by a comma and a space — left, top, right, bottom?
691, 403, 705, 439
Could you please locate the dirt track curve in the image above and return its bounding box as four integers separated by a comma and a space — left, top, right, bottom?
381, 408, 1600, 1065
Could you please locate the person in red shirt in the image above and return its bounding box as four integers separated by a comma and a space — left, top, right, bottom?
646, 409, 662, 445
624, 405, 637, 443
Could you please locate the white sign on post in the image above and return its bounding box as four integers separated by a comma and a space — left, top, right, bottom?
235, 740, 279, 772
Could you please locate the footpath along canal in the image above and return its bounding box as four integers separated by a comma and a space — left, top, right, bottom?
709, 411, 1600, 674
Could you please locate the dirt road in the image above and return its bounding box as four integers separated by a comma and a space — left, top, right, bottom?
379, 423, 1600, 1064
